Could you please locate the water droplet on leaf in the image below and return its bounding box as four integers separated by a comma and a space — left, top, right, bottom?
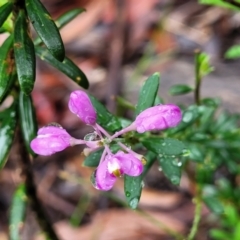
183, 111, 193, 123
129, 198, 139, 209
126, 191, 131, 197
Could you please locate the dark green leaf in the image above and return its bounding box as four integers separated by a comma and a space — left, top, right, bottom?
9, 184, 27, 240
0, 34, 16, 103
169, 84, 193, 95
141, 137, 186, 156
0, 2, 13, 28
124, 175, 142, 209
158, 155, 181, 185
225, 45, 240, 59
0, 101, 17, 169
14, 10, 36, 95
89, 95, 121, 132
19, 91, 37, 156
25, 0, 65, 61
83, 144, 122, 167
35, 47, 89, 89
135, 72, 160, 115
142, 151, 157, 177
34, 8, 86, 45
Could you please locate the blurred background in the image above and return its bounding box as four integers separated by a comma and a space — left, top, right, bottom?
1, 0, 240, 239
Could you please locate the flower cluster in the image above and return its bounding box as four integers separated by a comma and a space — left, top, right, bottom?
31, 90, 182, 191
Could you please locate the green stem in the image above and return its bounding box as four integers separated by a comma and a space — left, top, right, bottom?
187, 185, 202, 240
194, 50, 201, 105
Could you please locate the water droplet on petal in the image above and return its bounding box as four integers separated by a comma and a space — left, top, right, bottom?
129, 198, 139, 209
47, 122, 63, 128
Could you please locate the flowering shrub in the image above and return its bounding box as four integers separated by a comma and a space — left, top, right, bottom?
31, 87, 182, 191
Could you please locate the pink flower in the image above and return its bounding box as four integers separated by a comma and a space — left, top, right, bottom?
68, 90, 96, 125
30, 125, 72, 156
94, 151, 144, 191
133, 104, 182, 133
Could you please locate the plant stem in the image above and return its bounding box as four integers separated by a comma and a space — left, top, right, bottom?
18, 128, 60, 240
187, 185, 202, 240
194, 50, 201, 105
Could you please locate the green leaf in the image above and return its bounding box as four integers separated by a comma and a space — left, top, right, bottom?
203, 196, 224, 214
135, 72, 160, 115
158, 155, 182, 185
225, 45, 240, 59
35, 47, 89, 89
25, 0, 65, 61
19, 91, 37, 156
142, 151, 157, 177
0, 2, 13, 28
0, 34, 16, 103
202, 185, 224, 214
169, 84, 193, 96
55, 8, 86, 28
0, 101, 17, 169
9, 184, 27, 240
210, 229, 231, 240
89, 95, 121, 132
141, 137, 186, 156
233, 222, 240, 240
199, 0, 240, 10
196, 52, 214, 78
34, 8, 86, 45
14, 10, 36, 95
124, 174, 142, 209
83, 144, 121, 167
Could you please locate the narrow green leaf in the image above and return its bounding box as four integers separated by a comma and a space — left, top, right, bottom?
141, 137, 186, 156
55, 8, 86, 28
89, 95, 121, 132
200, 0, 240, 10
34, 8, 86, 45
124, 175, 142, 209
0, 2, 13, 28
9, 184, 27, 240
25, 0, 65, 61
142, 151, 157, 177
0, 34, 16, 103
135, 72, 160, 115
158, 155, 181, 185
225, 45, 240, 59
14, 10, 36, 95
0, 101, 17, 169
35, 47, 89, 89
19, 91, 37, 156
169, 84, 193, 96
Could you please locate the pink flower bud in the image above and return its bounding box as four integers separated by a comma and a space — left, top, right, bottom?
133, 104, 182, 133
68, 90, 96, 125
30, 125, 72, 156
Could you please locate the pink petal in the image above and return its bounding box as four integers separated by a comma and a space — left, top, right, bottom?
134, 104, 182, 133
68, 90, 96, 125
115, 151, 143, 176
95, 156, 117, 191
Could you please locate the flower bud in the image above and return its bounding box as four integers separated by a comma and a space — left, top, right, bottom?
68, 90, 96, 125
133, 104, 182, 133
30, 125, 72, 156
